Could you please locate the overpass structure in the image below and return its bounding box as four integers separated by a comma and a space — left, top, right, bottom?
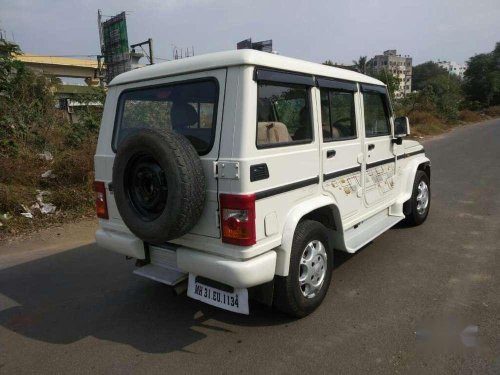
14, 54, 104, 85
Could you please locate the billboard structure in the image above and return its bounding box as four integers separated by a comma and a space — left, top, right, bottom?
99, 11, 130, 83
237, 38, 273, 53
236, 39, 252, 50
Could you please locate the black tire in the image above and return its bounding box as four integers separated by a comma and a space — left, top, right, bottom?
274, 220, 333, 318
112, 128, 205, 244
404, 170, 430, 226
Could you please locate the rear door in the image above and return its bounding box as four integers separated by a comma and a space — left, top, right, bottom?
318, 78, 363, 220
110, 69, 227, 238
246, 69, 320, 243
360, 84, 397, 207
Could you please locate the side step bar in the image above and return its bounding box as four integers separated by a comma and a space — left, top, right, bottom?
334, 209, 404, 253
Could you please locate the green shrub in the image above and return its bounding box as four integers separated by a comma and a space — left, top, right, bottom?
0, 47, 102, 239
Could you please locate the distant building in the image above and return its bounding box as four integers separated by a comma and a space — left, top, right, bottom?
367, 50, 412, 98
54, 84, 103, 124
436, 60, 467, 79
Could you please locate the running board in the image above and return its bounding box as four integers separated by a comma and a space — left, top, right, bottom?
133, 264, 187, 286
337, 210, 403, 253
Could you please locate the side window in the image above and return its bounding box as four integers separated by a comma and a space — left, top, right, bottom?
256, 82, 312, 148
363, 92, 391, 137
320, 88, 356, 141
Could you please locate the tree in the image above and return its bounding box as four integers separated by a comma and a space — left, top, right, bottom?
395, 90, 436, 116
463, 42, 500, 106
322, 59, 357, 72
0, 38, 21, 57
0, 43, 59, 153
396, 71, 463, 121
0, 40, 23, 95
370, 69, 401, 99
407, 60, 465, 120
352, 56, 367, 74
425, 74, 463, 120
412, 61, 449, 91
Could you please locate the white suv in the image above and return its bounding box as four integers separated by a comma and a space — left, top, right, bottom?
94, 50, 431, 317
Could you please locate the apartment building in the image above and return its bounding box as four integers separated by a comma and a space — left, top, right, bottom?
436, 60, 467, 79
367, 50, 412, 98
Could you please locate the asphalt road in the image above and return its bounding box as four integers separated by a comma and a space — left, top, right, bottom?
1, 119, 499, 374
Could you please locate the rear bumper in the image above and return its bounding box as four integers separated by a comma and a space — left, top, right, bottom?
96, 228, 277, 289
177, 248, 276, 289
95, 229, 145, 259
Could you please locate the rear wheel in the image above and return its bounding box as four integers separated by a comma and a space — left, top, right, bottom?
274, 220, 333, 318
404, 170, 430, 226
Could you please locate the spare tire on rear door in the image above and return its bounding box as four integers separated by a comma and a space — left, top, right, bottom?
112, 128, 206, 244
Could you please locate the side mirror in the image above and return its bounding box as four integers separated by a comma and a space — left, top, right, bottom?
394, 116, 410, 138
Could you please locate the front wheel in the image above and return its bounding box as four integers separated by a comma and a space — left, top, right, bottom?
404, 170, 431, 226
274, 220, 333, 318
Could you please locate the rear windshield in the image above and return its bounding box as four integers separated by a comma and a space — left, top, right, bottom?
113, 79, 218, 155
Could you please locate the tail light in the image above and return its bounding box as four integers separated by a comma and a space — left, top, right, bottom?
94, 181, 109, 219
220, 194, 256, 246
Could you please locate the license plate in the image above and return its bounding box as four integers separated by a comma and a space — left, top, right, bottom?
187, 274, 249, 315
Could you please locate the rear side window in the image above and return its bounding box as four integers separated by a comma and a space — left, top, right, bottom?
256, 82, 312, 148
363, 92, 391, 137
114, 79, 218, 155
320, 89, 357, 141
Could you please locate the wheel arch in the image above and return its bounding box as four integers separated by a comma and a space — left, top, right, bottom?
418, 161, 431, 180
275, 195, 341, 276
396, 156, 431, 207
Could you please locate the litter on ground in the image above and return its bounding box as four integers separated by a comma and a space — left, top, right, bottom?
38, 151, 54, 161
41, 170, 56, 178
20, 191, 57, 218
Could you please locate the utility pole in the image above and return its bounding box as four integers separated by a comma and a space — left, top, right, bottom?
97, 9, 104, 52
130, 39, 154, 65
148, 38, 154, 65
96, 55, 105, 87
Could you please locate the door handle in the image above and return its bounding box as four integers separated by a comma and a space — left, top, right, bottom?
327, 150, 336, 158
368, 144, 375, 151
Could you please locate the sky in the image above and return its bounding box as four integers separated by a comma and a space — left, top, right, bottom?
1, 0, 500, 67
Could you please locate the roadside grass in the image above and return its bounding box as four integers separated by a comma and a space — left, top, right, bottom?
0, 140, 96, 240
458, 110, 483, 123
408, 109, 494, 138
484, 105, 500, 117
408, 111, 451, 137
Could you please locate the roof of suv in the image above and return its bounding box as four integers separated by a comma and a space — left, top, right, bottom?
109, 49, 385, 87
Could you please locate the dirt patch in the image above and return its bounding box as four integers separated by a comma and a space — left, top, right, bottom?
0, 218, 98, 268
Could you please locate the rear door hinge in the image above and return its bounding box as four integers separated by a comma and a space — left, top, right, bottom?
213, 161, 240, 180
